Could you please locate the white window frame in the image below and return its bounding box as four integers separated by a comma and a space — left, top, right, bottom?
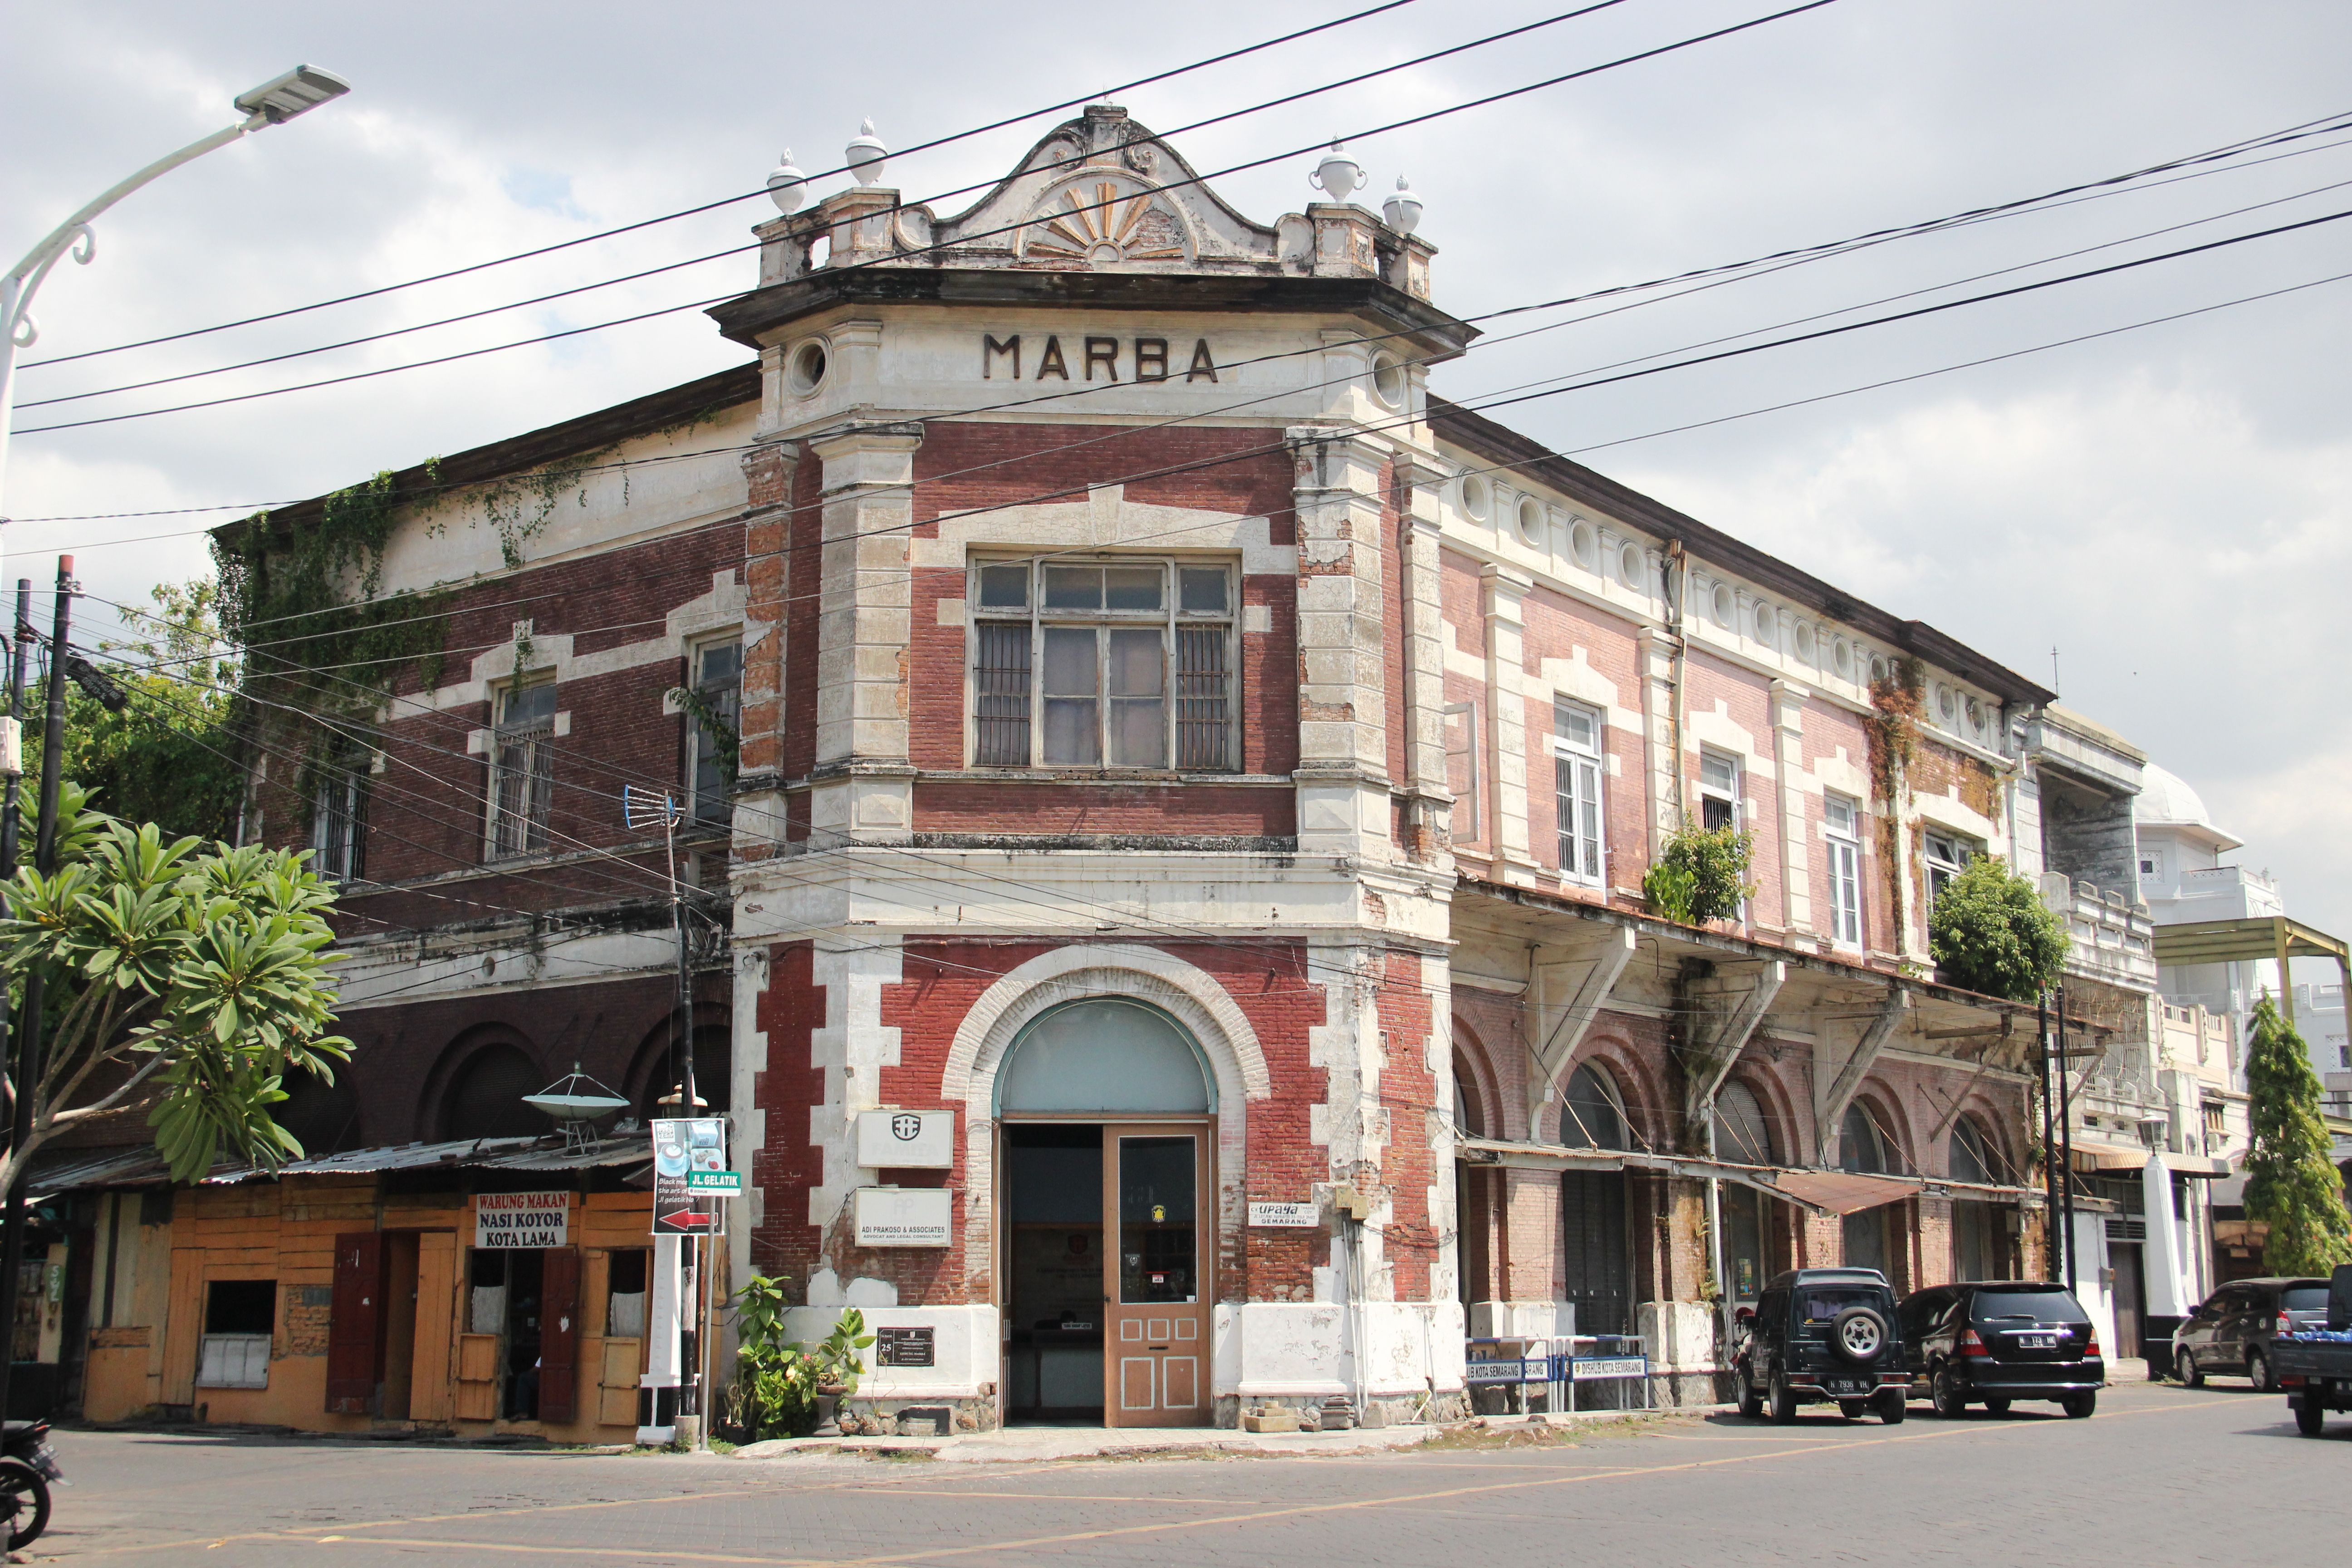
1553, 698, 1606, 887
966, 555, 1237, 772
684, 635, 742, 828
1923, 829, 1976, 906
309, 740, 370, 884
486, 679, 558, 861
1697, 748, 1741, 834
1824, 792, 1863, 950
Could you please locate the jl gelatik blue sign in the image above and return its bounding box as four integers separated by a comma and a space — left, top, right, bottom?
652, 1117, 726, 1235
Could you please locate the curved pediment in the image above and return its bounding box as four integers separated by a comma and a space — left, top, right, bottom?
928, 104, 1284, 273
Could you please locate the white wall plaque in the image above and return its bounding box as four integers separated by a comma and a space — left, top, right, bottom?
1247, 1201, 1320, 1228
854, 1186, 954, 1247
857, 1108, 956, 1169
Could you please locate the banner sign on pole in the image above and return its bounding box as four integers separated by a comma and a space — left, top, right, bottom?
685, 1171, 743, 1195
653, 1117, 728, 1235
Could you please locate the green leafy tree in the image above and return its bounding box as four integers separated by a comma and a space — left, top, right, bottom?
16, 579, 243, 843
2242, 992, 2352, 1274
1927, 857, 2069, 1000
1643, 820, 1756, 925
0, 787, 351, 1189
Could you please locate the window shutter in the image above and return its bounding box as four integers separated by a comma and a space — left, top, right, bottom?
326, 1232, 387, 1414
539, 1246, 582, 1424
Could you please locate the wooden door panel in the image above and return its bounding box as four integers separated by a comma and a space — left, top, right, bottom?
326, 1232, 387, 1414
539, 1247, 582, 1423
456, 1333, 500, 1420
598, 1338, 643, 1427
1103, 1124, 1212, 1427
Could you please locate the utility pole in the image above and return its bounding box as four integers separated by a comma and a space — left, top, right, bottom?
0, 560, 75, 1421
2054, 987, 2078, 1296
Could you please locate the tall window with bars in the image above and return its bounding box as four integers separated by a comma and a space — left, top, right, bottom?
1698, 749, 1740, 833
1824, 792, 1863, 949
310, 740, 371, 883
1553, 698, 1605, 885
488, 681, 557, 859
686, 639, 741, 827
969, 557, 1235, 770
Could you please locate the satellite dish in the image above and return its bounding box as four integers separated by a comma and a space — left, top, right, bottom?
525, 1063, 631, 1150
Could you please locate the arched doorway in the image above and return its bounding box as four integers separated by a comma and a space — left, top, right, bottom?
1453, 1049, 1491, 1308
996, 998, 1214, 1429
1715, 1081, 1784, 1304
1840, 1102, 1895, 1274
1558, 1062, 1632, 1336
1949, 1117, 2005, 1281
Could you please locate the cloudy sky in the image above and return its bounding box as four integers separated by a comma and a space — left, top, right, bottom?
5, 0, 2349, 959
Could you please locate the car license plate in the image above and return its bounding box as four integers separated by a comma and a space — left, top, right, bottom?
1830, 1378, 1866, 1395
2017, 1335, 2056, 1350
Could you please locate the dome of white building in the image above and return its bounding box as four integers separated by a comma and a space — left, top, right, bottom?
2137, 761, 2243, 850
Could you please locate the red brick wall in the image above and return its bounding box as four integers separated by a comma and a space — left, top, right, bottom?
749, 941, 826, 1287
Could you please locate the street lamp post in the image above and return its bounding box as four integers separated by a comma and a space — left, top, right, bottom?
0, 63, 347, 1426
0, 64, 351, 579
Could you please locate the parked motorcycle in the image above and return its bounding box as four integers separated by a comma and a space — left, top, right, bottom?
0, 1419, 65, 1550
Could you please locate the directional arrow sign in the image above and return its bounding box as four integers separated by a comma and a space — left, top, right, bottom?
685, 1171, 744, 1195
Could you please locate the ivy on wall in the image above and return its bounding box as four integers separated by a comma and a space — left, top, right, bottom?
1865, 655, 1926, 940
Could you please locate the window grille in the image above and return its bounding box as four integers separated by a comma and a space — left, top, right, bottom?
1698, 749, 1740, 833
968, 558, 1235, 771
490, 682, 556, 859
311, 741, 370, 883
1923, 829, 1976, 906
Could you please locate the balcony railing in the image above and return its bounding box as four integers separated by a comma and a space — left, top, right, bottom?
2040, 873, 2158, 989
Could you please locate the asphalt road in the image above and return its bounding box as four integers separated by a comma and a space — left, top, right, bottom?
22, 1376, 2340, 1565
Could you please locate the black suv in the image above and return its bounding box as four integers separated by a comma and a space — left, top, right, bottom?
1900, 1282, 2103, 1419
2172, 1277, 2332, 1392
1734, 1269, 1909, 1423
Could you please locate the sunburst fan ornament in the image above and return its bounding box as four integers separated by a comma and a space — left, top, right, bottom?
1026, 181, 1186, 265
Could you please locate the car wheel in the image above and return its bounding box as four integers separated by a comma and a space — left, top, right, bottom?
2175, 1348, 2203, 1388
2296, 1398, 2325, 1437
1982, 1397, 2012, 1416
1838, 1399, 1865, 1421
2062, 1392, 2096, 1420
1931, 1363, 1971, 1419
2248, 1349, 2274, 1393
1737, 1365, 1764, 1421
1769, 1375, 1798, 1426
1878, 1388, 1907, 1425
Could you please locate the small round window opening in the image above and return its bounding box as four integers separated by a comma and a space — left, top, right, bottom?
1371, 353, 1407, 409
1710, 583, 1735, 626
1517, 496, 1545, 546
1620, 542, 1647, 591
1460, 475, 1491, 521
788, 338, 829, 396
1570, 519, 1597, 568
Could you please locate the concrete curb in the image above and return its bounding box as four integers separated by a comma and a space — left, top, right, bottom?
730, 1402, 1720, 1464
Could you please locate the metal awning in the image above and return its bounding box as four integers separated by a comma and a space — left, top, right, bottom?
1457, 1138, 2042, 1218
2151, 916, 2351, 1031
2069, 1141, 2151, 1173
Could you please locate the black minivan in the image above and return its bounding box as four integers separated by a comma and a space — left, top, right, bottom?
1734, 1268, 1910, 1423
1900, 1281, 2104, 1419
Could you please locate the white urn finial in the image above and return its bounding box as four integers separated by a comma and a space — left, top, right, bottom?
1310, 141, 1365, 206
846, 118, 887, 188
767, 149, 807, 215
1383, 174, 1423, 235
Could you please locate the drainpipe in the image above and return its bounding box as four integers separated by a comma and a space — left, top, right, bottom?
1664, 541, 1689, 827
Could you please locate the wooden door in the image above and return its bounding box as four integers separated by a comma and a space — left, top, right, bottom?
410, 1232, 458, 1423
1103, 1124, 1210, 1427
326, 1232, 388, 1414
539, 1247, 582, 1423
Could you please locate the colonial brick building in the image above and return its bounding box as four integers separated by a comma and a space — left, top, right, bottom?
65, 104, 2072, 1434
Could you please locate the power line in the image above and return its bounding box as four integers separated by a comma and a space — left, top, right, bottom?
9, 0, 1843, 438
10, 0, 1636, 413
20, 101, 2348, 534
12, 0, 1431, 372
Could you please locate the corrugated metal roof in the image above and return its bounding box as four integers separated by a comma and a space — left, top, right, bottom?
29, 1135, 654, 1199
